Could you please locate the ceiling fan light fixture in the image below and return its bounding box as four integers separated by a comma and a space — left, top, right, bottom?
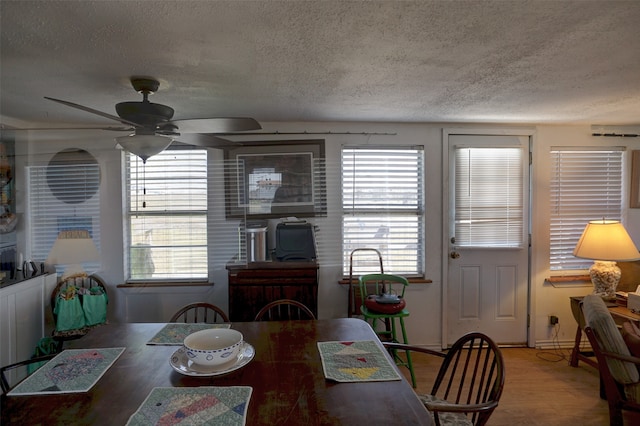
115, 133, 173, 163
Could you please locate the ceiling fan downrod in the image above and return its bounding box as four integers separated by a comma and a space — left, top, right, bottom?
130, 77, 160, 96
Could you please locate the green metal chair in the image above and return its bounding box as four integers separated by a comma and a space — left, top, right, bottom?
358, 273, 416, 387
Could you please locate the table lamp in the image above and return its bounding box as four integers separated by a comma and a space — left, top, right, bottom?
46, 229, 99, 279
573, 219, 640, 299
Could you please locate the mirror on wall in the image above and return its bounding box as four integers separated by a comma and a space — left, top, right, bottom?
47, 148, 100, 204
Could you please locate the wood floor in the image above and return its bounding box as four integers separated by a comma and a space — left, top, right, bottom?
401, 346, 640, 426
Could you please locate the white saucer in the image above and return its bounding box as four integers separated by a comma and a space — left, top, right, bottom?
170, 341, 255, 377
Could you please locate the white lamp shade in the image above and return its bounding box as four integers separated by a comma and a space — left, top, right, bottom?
46, 229, 100, 265
115, 134, 173, 163
573, 220, 640, 261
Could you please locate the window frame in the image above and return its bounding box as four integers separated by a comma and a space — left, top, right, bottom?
453, 146, 526, 249
549, 147, 625, 272
341, 146, 425, 277
124, 147, 208, 282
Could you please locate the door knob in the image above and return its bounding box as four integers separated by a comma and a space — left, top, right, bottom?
450, 251, 460, 259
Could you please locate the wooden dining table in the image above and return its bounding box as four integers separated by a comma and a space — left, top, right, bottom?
1, 318, 432, 425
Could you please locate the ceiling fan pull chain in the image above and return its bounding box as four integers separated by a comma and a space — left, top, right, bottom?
133, 157, 140, 217
142, 162, 147, 209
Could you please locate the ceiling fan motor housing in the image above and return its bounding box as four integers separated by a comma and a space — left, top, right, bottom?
115, 101, 175, 127
115, 77, 174, 129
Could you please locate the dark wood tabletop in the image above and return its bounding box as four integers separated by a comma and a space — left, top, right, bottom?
1, 318, 432, 425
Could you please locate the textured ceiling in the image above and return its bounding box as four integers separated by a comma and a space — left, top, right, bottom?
1, 0, 640, 128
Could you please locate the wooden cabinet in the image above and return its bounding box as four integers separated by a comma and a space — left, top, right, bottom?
0, 273, 55, 387
227, 261, 319, 321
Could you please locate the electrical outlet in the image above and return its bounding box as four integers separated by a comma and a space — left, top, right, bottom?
549, 315, 559, 326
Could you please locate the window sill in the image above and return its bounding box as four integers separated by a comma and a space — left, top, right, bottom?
338, 277, 432, 285
117, 281, 214, 295
545, 275, 591, 287
117, 281, 212, 288
545, 275, 590, 282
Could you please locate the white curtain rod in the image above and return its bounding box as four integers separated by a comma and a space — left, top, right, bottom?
591, 125, 640, 137
217, 131, 397, 136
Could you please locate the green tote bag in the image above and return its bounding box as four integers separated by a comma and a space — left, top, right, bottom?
82, 286, 108, 326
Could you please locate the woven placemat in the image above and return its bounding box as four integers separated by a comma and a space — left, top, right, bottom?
126, 386, 252, 426
317, 340, 401, 382
147, 323, 231, 345
8, 347, 125, 395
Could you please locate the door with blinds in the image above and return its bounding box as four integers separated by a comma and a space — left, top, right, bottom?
444, 132, 531, 346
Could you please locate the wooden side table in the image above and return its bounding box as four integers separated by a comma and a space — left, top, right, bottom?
226, 261, 319, 321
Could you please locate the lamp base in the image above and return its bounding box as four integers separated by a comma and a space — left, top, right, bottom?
61, 264, 88, 281
589, 260, 621, 299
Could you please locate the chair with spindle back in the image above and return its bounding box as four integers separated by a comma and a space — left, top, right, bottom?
1, 354, 57, 394
359, 273, 415, 386
254, 299, 316, 321
384, 332, 505, 426
50, 274, 108, 351
170, 302, 230, 323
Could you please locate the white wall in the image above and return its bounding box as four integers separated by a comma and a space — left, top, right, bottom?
12, 120, 640, 348
530, 125, 640, 348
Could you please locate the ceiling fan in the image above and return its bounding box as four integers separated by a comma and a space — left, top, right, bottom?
43, 76, 261, 162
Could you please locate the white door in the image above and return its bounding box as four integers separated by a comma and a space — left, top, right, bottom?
443, 131, 531, 346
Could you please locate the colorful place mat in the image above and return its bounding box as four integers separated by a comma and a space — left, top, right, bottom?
317, 340, 402, 383
7, 347, 125, 396
147, 323, 231, 345
126, 386, 252, 426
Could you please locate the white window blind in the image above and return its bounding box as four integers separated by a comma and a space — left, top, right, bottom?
28, 163, 101, 272
126, 148, 207, 280
550, 148, 624, 271
342, 147, 424, 275
454, 147, 524, 247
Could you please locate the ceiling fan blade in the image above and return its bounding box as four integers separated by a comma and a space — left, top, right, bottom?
6, 125, 134, 132
169, 118, 261, 133
172, 133, 237, 149
45, 96, 142, 128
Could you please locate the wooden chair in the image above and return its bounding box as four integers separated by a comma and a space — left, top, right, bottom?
384, 332, 505, 426
50, 274, 108, 350
170, 302, 230, 323
582, 294, 640, 426
1, 354, 56, 394
254, 299, 316, 321
359, 273, 415, 386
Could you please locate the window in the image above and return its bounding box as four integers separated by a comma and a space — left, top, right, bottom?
28, 155, 101, 273
549, 148, 624, 271
126, 148, 207, 280
454, 147, 524, 247
342, 147, 424, 276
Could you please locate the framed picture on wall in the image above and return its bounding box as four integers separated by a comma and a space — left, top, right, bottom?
631, 150, 640, 208
0, 132, 16, 235
224, 140, 325, 219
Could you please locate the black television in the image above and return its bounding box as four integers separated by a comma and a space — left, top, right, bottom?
274, 223, 316, 261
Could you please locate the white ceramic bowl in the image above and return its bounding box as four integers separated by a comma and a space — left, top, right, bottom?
183, 328, 243, 367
